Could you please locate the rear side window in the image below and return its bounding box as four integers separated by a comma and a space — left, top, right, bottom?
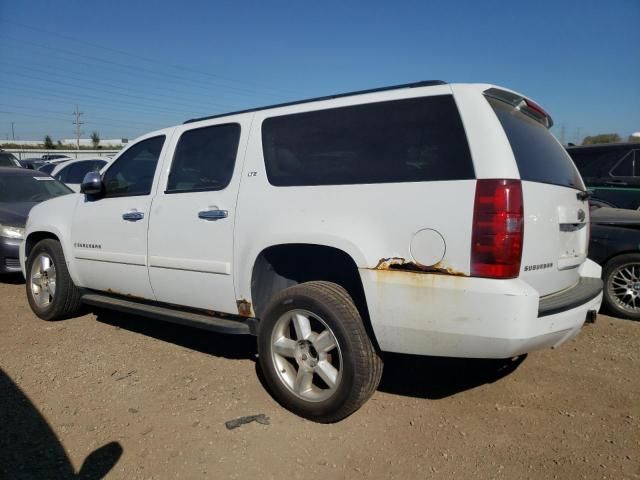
262, 95, 474, 186
59, 160, 106, 183
103, 136, 165, 197
0, 153, 19, 167
610, 150, 640, 177
568, 149, 629, 178
167, 123, 240, 193
38, 163, 56, 175
488, 96, 584, 190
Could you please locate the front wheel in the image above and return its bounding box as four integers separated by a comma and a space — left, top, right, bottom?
603, 253, 640, 321
26, 239, 82, 320
257, 281, 382, 422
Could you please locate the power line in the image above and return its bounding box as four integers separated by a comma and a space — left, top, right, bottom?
0, 102, 162, 130
0, 84, 191, 121
9, 71, 227, 113
0, 33, 292, 102
0, 80, 203, 116
2, 59, 240, 111
0, 110, 147, 139
0, 18, 305, 98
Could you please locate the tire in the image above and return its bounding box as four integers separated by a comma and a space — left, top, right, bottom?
602, 253, 640, 321
257, 281, 383, 422
25, 239, 82, 321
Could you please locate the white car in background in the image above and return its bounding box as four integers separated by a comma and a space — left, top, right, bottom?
50, 158, 108, 192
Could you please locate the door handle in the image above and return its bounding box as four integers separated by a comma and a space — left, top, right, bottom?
198, 209, 228, 221
122, 210, 144, 221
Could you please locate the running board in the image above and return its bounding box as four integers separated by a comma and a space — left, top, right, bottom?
81, 293, 256, 335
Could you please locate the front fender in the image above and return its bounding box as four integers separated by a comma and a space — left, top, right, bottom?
21, 194, 81, 284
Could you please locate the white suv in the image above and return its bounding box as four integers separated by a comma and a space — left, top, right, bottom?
20, 81, 603, 422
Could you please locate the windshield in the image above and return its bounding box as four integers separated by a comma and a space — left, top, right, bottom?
0, 175, 72, 202
487, 96, 585, 190
0, 153, 19, 167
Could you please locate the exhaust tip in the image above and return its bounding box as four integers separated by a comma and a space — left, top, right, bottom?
585, 310, 598, 325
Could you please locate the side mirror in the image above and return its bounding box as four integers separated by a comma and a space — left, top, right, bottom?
80, 171, 104, 195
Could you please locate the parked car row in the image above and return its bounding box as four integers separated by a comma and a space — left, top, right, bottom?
0, 150, 108, 192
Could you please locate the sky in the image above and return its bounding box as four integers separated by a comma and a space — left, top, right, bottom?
0, 0, 638, 145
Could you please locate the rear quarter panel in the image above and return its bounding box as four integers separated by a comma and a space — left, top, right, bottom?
233, 84, 497, 311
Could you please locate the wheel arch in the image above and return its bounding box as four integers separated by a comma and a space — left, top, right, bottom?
25, 231, 61, 259
601, 249, 640, 271
23, 228, 81, 286
246, 242, 378, 349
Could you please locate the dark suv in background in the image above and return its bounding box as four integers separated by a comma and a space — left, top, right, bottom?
568, 143, 640, 209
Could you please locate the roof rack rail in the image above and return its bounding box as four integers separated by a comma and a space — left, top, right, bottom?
184, 80, 447, 124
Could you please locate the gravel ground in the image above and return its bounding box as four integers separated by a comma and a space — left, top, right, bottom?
1, 276, 639, 479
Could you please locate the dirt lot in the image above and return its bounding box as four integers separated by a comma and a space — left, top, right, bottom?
1, 277, 639, 480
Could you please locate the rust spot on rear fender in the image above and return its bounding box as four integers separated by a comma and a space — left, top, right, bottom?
236, 299, 254, 317
372, 257, 467, 276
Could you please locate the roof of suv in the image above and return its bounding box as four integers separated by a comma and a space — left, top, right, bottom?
184, 80, 447, 124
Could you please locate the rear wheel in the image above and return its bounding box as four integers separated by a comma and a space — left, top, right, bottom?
257, 281, 382, 422
603, 253, 640, 321
26, 239, 82, 320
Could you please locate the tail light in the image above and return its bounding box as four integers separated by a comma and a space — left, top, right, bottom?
471, 179, 524, 279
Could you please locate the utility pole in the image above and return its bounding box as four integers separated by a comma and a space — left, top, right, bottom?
560, 124, 566, 146
11, 122, 15, 142
72, 105, 84, 154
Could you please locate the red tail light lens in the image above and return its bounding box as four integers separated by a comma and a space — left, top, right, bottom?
471, 179, 524, 279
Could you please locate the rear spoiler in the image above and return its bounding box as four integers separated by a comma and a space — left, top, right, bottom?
483, 88, 554, 129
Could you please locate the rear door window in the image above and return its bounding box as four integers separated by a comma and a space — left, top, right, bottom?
166, 123, 240, 193
487, 96, 584, 190
262, 95, 474, 186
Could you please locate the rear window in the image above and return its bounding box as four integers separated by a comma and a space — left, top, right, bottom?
262, 95, 474, 186
0, 153, 19, 168
38, 163, 56, 175
58, 160, 106, 183
487, 96, 584, 190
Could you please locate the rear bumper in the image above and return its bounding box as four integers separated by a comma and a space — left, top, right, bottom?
0, 237, 22, 274
360, 259, 603, 359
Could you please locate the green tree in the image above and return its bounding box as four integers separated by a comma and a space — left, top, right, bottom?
90, 131, 100, 149
44, 135, 54, 149
582, 133, 622, 145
